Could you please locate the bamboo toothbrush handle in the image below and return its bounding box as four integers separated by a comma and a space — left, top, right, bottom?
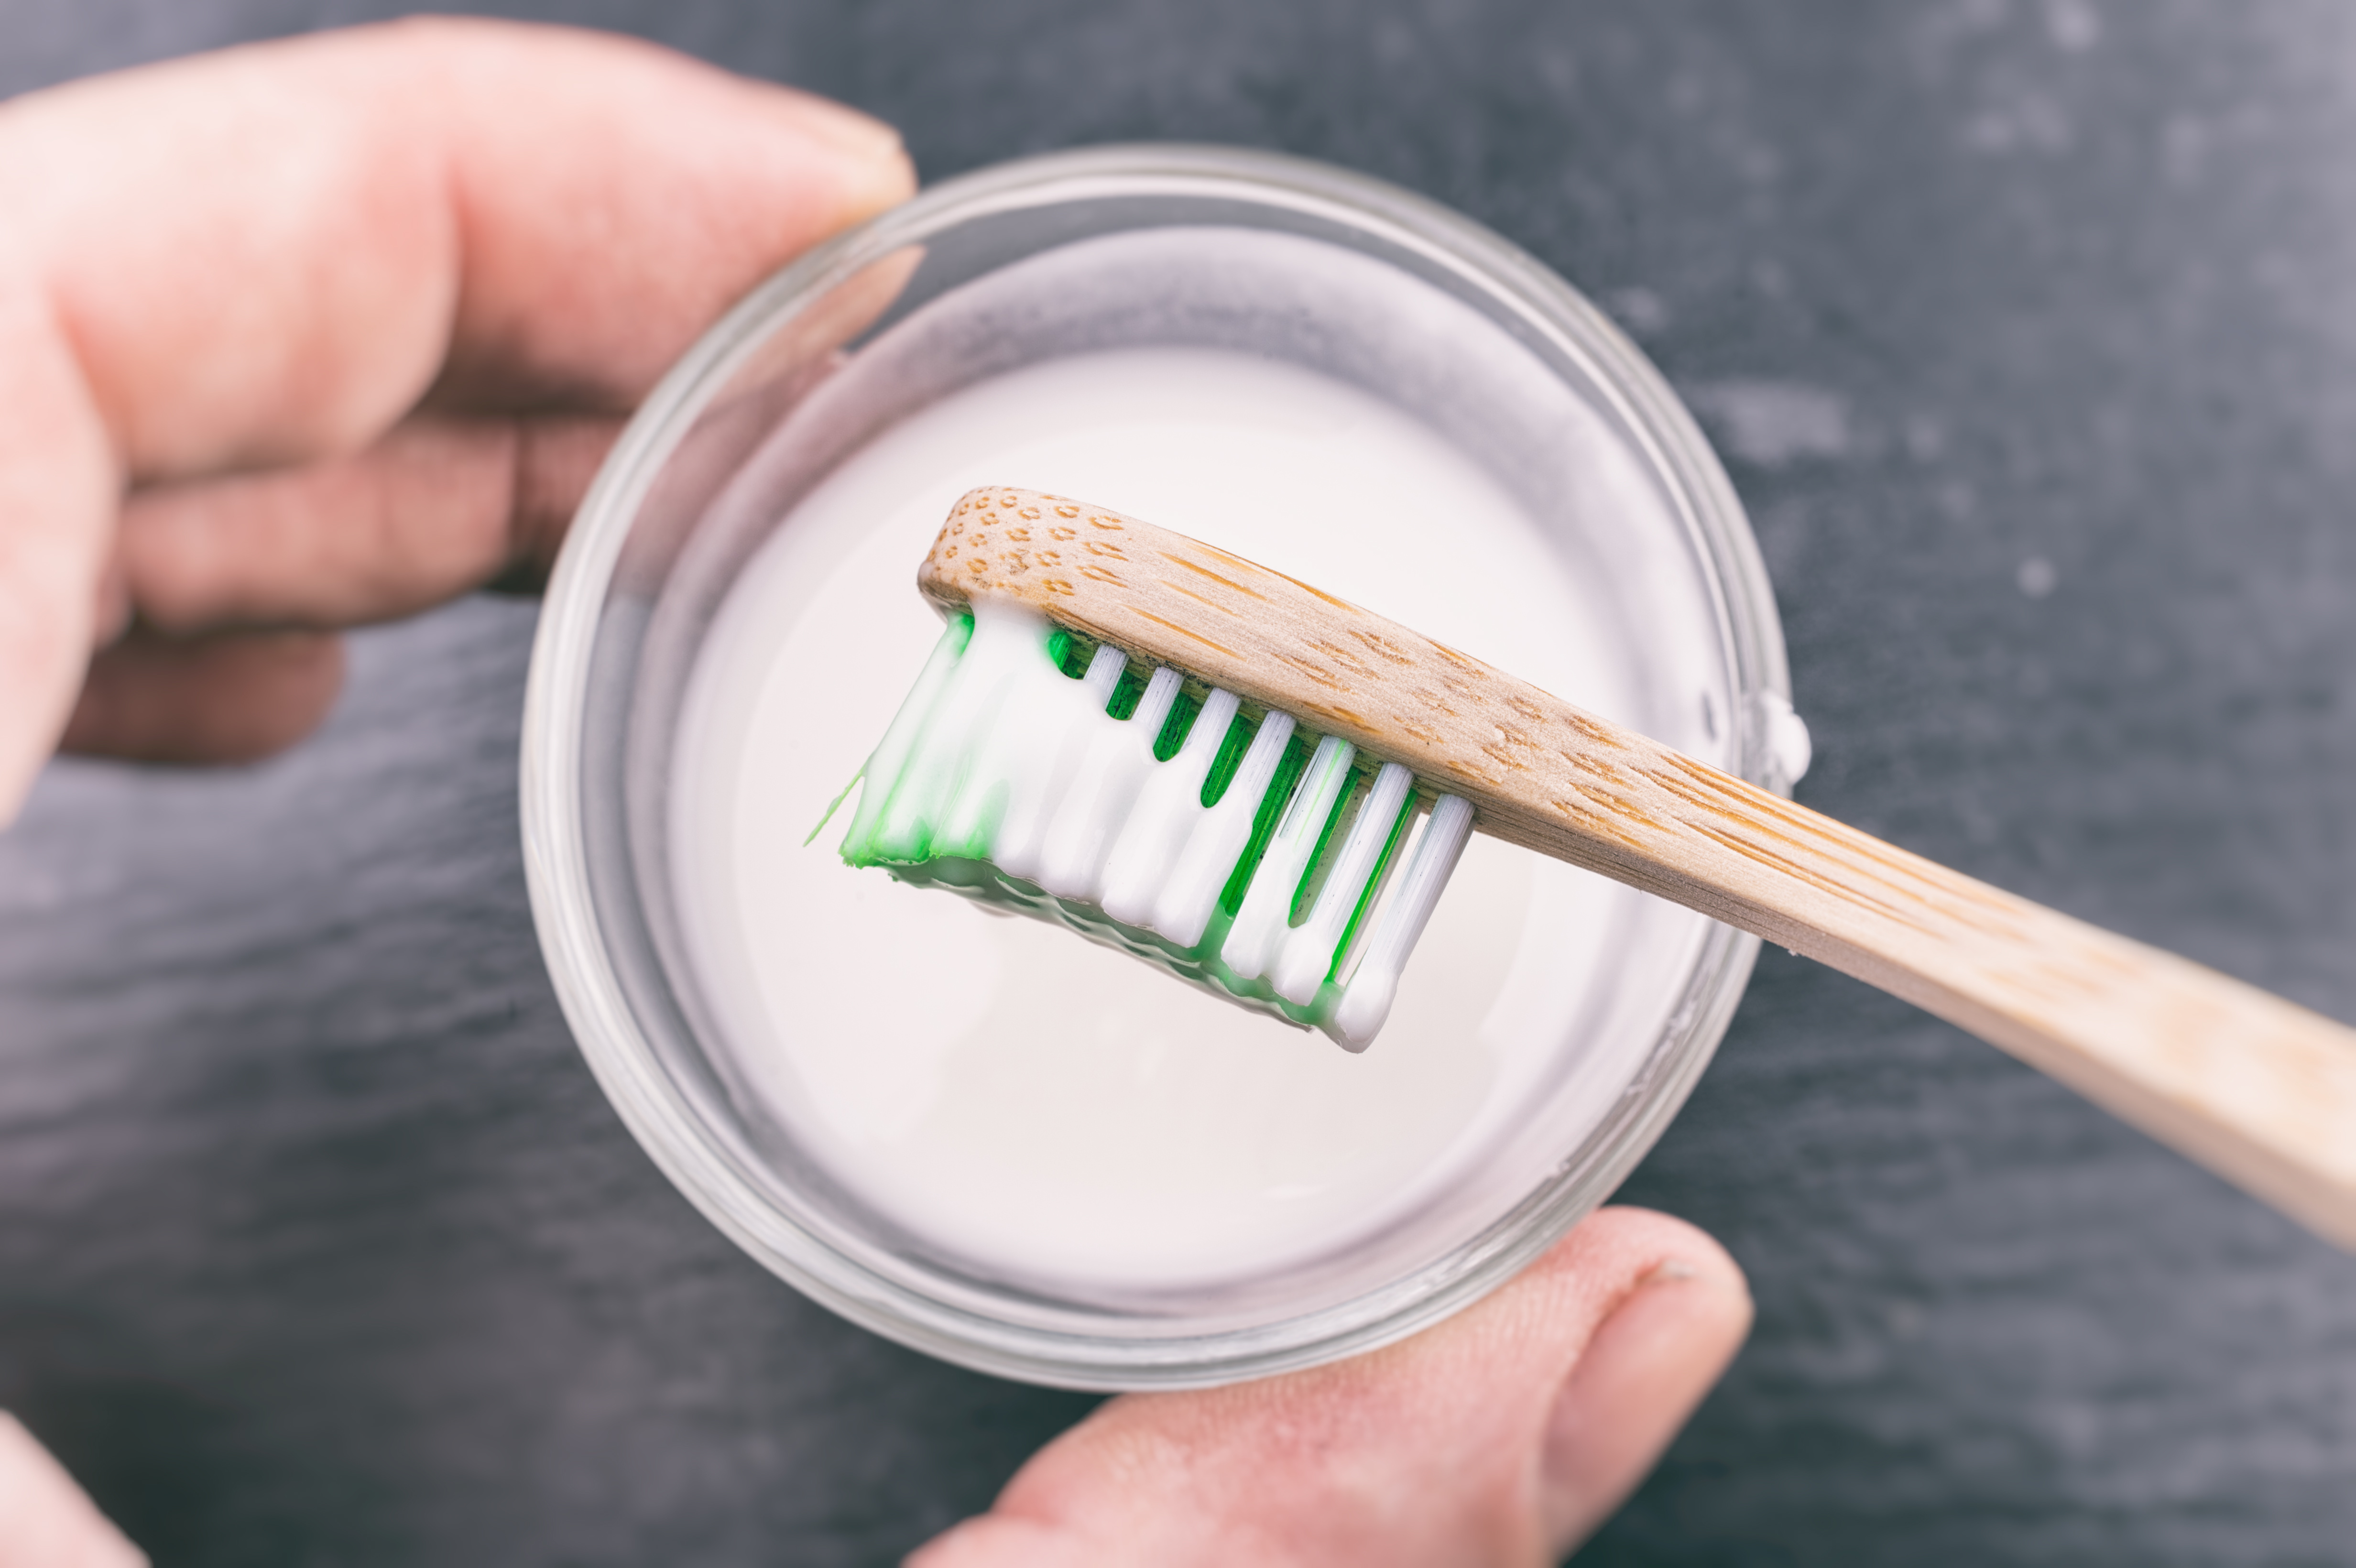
923, 488, 2356, 1250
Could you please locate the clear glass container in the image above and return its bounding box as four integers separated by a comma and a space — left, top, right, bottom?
520, 145, 1798, 1390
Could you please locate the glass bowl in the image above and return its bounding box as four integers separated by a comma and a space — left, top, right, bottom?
520, 145, 1798, 1390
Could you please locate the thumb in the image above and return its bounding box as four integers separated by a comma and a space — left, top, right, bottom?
912, 1207, 1752, 1568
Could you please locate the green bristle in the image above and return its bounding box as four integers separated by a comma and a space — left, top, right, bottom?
1330, 790, 1419, 982
1104, 662, 1150, 720
1152, 689, 1201, 762
1047, 625, 1089, 678
1198, 711, 1255, 808
1219, 730, 1312, 916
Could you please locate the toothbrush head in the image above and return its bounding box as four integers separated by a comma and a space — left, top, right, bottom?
833, 487, 1478, 1051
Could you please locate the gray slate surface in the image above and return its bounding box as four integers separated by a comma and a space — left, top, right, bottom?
4, 2, 2353, 1563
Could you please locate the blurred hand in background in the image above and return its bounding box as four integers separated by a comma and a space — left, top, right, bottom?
0, 23, 1747, 1566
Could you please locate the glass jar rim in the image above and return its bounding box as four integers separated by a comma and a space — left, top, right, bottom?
521, 144, 1789, 1390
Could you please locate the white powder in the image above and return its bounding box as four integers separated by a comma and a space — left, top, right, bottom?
666, 346, 1693, 1296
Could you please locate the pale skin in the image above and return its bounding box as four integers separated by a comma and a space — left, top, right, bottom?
0, 22, 1753, 1567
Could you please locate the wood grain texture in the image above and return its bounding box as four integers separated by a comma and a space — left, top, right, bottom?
922, 486, 2356, 1252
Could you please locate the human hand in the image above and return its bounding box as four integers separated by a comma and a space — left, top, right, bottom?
0, 17, 909, 1561
0, 16, 912, 822
0, 1217, 1745, 1568
915, 1207, 1751, 1567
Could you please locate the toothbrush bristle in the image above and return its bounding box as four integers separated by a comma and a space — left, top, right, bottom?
837, 600, 1473, 1050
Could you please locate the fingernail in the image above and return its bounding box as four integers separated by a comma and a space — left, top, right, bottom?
780, 93, 915, 226
781, 91, 907, 163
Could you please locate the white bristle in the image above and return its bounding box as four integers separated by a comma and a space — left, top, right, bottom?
1220, 736, 1357, 982
1131, 666, 1183, 735
1149, 709, 1296, 947
872, 610, 1028, 853
1329, 794, 1474, 1050
1035, 667, 1181, 901
959, 624, 1099, 882
935, 655, 1049, 852
1100, 687, 1241, 925
1079, 640, 1126, 707
1269, 762, 1416, 1005
1331, 812, 1415, 984
840, 617, 970, 852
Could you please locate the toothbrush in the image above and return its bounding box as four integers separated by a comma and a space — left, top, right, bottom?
838, 486, 2356, 1251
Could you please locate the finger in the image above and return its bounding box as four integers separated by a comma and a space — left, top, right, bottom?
59, 628, 345, 765
113, 229, 924, 638
0, 264, 119, 818
0, 1412, 146, 1568
4, 17, 912, 479
0, 19, 914, 816
115, 412, 620, 634
1538, 1252, 1752, 1548
911, 1208, 1753, 1568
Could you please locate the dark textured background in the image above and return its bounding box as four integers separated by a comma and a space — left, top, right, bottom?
5, 1, 2354, 1562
